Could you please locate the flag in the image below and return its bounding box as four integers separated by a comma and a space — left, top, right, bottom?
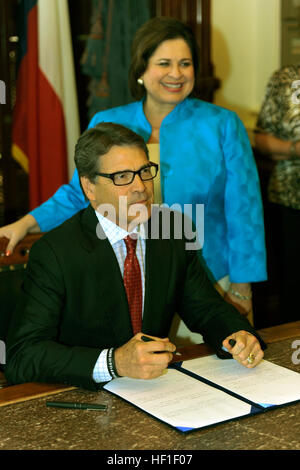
12, 0, 80, 210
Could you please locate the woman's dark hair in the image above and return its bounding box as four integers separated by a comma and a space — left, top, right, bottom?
129, 17, 201, 100
74, 122, 149, 183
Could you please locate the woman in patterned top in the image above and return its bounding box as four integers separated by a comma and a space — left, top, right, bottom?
255, 64, 300, 323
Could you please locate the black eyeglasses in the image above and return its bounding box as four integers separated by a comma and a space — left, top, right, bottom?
95, 162, 159, 186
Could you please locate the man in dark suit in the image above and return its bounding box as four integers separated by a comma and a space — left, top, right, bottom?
5, 123, 264, 390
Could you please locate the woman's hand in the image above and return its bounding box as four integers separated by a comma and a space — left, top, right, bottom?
0, 214, 40, 255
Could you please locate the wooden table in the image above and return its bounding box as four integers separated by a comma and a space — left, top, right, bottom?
0, 322, 299, 451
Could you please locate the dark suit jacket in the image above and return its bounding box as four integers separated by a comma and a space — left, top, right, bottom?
5, 205, 263, 390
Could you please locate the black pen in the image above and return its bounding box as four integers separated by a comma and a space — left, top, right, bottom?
46, 401, 107, 411
141, 335, 181, 355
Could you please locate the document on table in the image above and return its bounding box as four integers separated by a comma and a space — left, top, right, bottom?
103, 356, 300, 432
104, 367, 253, 432
180, 356, 300, 408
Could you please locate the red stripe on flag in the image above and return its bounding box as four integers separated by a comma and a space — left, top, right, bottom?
33, 70, 68, 207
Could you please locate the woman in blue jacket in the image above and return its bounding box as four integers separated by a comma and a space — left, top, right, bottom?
0, 17, 266, 321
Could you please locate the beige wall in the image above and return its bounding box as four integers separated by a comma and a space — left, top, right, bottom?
211, 0, 281, 140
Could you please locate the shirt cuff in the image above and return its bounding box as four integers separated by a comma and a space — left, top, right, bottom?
92, 349, 112, 383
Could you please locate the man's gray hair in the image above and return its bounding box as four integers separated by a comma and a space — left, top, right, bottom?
74, 122, 149, 183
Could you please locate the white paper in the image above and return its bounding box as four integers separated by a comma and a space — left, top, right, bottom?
104, 368, 251, 430
181, 356, 300, 406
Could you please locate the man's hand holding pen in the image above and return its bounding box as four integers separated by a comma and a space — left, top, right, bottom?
114, 333, 176, 380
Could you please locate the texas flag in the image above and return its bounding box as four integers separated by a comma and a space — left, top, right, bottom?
12, 0, 80, 209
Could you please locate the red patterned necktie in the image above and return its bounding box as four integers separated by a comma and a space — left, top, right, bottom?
123, 235, 142, 335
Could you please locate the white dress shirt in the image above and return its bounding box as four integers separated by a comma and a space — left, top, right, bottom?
92, 211, 146, 383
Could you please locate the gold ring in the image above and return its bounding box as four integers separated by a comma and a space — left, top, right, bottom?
247, 353, 255, 364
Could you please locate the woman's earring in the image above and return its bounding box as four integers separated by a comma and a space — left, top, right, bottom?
137, 78, 144, 85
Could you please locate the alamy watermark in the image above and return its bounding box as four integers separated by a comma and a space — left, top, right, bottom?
0, 80, 6, 104
0, 340, 5, 365
95, 198, 204, 250
291, 339, 300, 365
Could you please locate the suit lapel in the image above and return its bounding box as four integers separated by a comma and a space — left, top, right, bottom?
79, 206, 133, 344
